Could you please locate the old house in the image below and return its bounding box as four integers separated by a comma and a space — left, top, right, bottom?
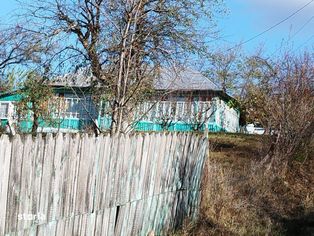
0, 68, 240, 133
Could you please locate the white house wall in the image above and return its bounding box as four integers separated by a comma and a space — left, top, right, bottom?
213, 98, 240, 133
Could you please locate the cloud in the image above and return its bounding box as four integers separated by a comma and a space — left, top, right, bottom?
244, 0, 314, 18
218, 1, 314, 53
247, 0, 311, 8
238, 0, 314, 31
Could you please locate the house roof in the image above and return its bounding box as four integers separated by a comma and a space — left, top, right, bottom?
154, 67, 221, 91
50, 68, 96, 88
50, 66, 222, 92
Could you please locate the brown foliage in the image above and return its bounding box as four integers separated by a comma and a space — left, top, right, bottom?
262, 54, 314, 173
16, 72, 56, 133
240, 53, 314, 174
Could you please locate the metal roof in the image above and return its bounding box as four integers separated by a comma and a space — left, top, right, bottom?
50, 67, 221, 91
154, 67, 221, 91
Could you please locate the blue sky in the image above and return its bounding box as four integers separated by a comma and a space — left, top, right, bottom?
1, 0, 313, 56
217, 0, 314, 55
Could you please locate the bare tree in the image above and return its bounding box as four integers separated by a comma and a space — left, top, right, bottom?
0, 27, 30, 72
264, 53, 313, 172
239, 52, 314, 174
205, 48, 241, 94
19, 0, 222, 133
236, 52, 279, 128
0, 22, 57, 94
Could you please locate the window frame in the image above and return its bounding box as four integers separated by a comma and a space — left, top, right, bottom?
0, 101, 11, 119
55, 94, 96, 120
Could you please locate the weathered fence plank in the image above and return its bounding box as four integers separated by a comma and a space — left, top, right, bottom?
0, 135, 11, 236
0, 133, 208, 236
5, 135, 24, 234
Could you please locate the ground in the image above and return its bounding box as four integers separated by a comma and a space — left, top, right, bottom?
172, 133, 314, 236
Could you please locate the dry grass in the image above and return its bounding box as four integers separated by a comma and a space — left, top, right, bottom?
172, 133, 314, 236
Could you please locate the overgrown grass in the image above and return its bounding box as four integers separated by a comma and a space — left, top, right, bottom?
171, 133, 314, 236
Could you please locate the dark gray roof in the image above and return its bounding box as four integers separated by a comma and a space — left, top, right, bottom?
154, 67, 221, 91
51, 67, 221, 91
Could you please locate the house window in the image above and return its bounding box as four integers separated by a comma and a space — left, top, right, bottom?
58, 96, 97, 119
0, 102, 9, 119
63, 98, 81, 119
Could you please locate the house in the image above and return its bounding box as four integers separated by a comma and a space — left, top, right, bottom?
0, 68, 240, 133
133, 67, 240, 132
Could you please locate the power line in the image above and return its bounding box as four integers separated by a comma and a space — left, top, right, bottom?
290, 15, 314, 40
227, 0, 314, 51
269, 14, 314, 57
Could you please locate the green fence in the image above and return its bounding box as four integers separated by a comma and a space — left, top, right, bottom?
133, 121, 224, 132
1, 116, 224, 133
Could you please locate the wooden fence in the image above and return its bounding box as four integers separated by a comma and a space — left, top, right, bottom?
0, 133, 208, 236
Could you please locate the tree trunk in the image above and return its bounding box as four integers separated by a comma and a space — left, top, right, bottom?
110, 101, 120, 134
32, 112, 39, 134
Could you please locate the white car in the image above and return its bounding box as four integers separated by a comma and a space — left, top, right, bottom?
246, 124, 265, 135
